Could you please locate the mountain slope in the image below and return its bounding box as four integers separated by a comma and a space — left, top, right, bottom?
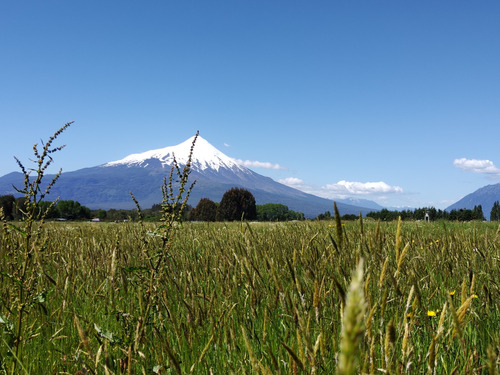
0, 136, 379, 218
446, 183, 500, 219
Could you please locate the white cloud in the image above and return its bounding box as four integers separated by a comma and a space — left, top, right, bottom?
236, 159, 286, 170
453, 158, 500, 174
278, 177, 403, 199
322, 180, 403, 195
223, 143, 230, 148
278, 177, 305, 187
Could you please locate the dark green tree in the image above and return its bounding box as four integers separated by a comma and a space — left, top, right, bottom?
316, 211, 332, 220
190, 198, 218, 221
257, 203, 304, 221
0, 194, 16, 220
55, 200, 91, 220
216, 187, 257, 221
490, 201, 500, 221
341, 214, 358, 221
473, 205, 485, 221
36, 200, 58, 219
95, 209, 107, 220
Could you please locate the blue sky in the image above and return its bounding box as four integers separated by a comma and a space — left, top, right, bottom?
1, 1, 500, 209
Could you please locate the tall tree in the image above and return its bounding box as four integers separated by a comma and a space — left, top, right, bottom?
217, 187, 257, 221
490, 201, 500, 221
473, 205, 485, 221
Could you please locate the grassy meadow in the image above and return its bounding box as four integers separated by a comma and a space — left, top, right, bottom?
1, 217, 499, 374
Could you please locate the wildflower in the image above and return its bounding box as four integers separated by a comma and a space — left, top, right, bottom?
449, 290, 456, 296
427, 310, 437, 317
472, 294, 478, 299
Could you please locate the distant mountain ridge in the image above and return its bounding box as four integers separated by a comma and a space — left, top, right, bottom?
446, 183, 500, 219
0, 136, 380, 218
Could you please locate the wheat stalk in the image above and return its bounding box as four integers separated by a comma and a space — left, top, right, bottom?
338, 259, 365, 375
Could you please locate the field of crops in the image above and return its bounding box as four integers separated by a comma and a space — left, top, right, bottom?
1, 216, 499, 374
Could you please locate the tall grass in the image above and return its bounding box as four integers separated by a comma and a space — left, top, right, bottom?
1, 218, 499, 373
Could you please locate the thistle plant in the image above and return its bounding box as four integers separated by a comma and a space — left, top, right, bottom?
122, 132, 198, 370
1, 122, 72, 374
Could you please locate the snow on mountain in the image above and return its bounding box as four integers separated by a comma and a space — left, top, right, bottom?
105, 136, 247, 173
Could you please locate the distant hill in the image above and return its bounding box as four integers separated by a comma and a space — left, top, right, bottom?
0, 135, 380, 218
446, 183, 500, 219
338, 197, 385, 211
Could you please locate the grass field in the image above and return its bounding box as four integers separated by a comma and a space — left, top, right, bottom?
1, 217, 499, 374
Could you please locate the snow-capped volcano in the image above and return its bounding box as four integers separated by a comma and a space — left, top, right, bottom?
105, 136, 246, 173
0, 134, 380, 218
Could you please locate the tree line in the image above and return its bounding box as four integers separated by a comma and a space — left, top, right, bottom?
4, 191, 500, 223
0, 195, 91, 221
0, 188, 304, 222
365, 205, 490, 221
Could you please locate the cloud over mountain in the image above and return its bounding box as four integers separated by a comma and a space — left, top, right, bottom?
278, 177, 305, 187
235, 159, 286, 170
323, 180, 403, 195
278, 177, 403, 202
453, 158, 500, 175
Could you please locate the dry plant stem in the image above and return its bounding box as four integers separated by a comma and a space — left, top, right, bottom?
131, 132, 198, 361
9, 122, 72, 375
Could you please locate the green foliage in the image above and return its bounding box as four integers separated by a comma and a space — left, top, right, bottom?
53, 200, 91, 220
35, 200, 58, 219
216, 187, 257, 221
490, 201, 500, 221
0, 195, 15, 220
341, 213, 358, 221
316, 210, 358, 221
316, 210, 332, 220
448, 205, 485, 221
106, 208, 138, 222
190, 198, 217, 221
256, 203, 304, 221
367, 206, 486, 221
1, 197, 92, 221
95, 209, 107, 220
